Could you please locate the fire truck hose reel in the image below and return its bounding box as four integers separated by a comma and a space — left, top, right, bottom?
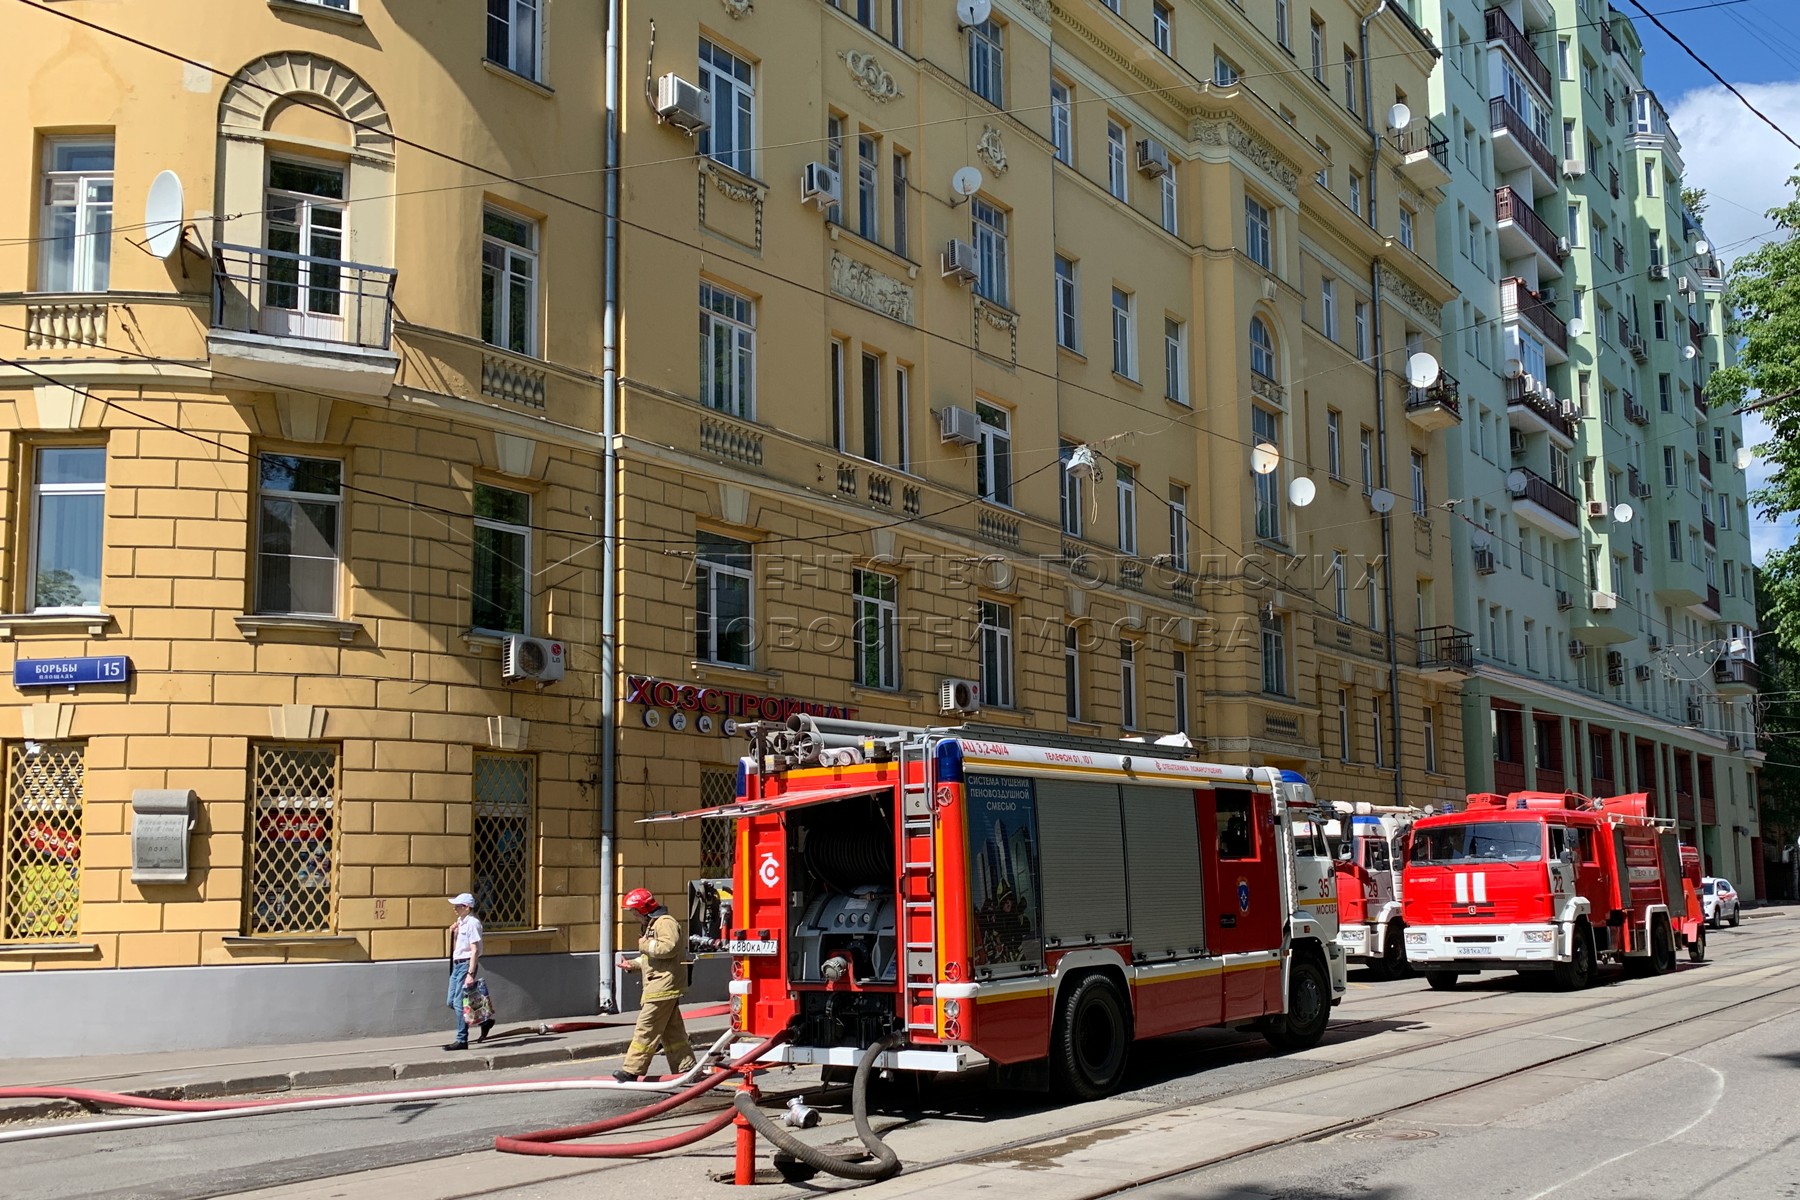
730, 1034, 905, 1181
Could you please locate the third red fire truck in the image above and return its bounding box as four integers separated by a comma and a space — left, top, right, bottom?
1329, 804, 1426, 978
663, 716, 1346, 1099
1401, 790, 1705, 990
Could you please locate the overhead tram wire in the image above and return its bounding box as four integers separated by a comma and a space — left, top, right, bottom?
1623, 0, 1800, 155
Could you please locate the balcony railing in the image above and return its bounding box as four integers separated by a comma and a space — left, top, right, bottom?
1633, 541, 1646, 573
1628, 466, 1652, 499
1699, 452, 1713, 484
1605, 90, 1616, 126
1690, 315, 1707, 348
1705, 584, 1721, 613
1703, 515, 1717, 546
211, 243, 397, 350
1418, 626, 1475, 673
1714, 658, 1760, 689
1502, 276, 1568, 352
1624, 393, 1649, 425
1485, 7, 1551, 96
1407, 370, 1463, 417
1395, 116, 1450, 172
1506, 375, 1577, 438
1600, 18, 1616, 56
1507, 465, 1580, 527
1495, 187, 1564, 261
1609, 165, 1621, 199
1489, 96, 1557, 181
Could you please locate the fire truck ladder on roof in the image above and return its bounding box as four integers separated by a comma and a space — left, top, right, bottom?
897, 735, 939, 1034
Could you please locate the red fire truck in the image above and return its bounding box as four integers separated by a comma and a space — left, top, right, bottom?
1329, 804, 1427, 978
1401, 790, 1704, 990
665, 716, 1346, 1099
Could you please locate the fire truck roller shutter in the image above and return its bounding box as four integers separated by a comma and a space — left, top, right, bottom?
1120, 785, 1207, 961
1657, 831, 1688, 918
1035, 779, 1130, 947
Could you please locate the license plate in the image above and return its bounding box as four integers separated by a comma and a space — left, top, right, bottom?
725, 939, 779, 955
1456, 945, 1491, 956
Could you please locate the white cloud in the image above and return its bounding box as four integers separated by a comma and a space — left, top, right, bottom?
1666, 83, 1800, 563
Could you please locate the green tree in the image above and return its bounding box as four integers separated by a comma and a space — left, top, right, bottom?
1753, 560, 1800, 899
1681, 186, 1708, 222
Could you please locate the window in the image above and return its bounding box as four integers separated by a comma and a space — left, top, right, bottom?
1164, 318, 1185, 402
860, 351, 883, 462
699, 282, 754, 418
1116, 462, 1138, 554
1214, 54, 1241, 87
1558, 37, 1571, 79
1152, 2, 1172, 53
1310, 17, 1325, 82
472, 754, 534, 930
1411, 451, 1427, 514
1250, 315, 1276, 379
472, 484, 530, 634
1399, 205, 1415, 251
1111, 287, 1135, 378
1353, 301, 1369, 362
1654, 303, 1668, 340
486, 0, 542, 80
825, 115, 845, 222
256, 454, 341, 617
1, 742, 84, 941
1254, 405, 1281, 541
976, 401, 1012, 504
1118, 639, 1140, 728
1359, 427, 1374, 495
980, 600, 1014, 708
1245, 195, 1272, 268
968, 18, 1004, 107
1168, 483, 1189, 571
1276, 0, 1291, 48
1343, 47, 1359, 113
1218, 791, 1256, 858
1172, 651, 1189, 734
695, 532, 754, 666
262, 159, 347, 335
1423, 706, 1437, 772
699, 39, 755, 175
857, 134, 880, 241
1332, 550, 1348, 619
1107, 121, 1129, 200
1050, 80, 1073, 165
1261, 614, 1288, 695
1667, 520, 1682, 561
853, 569, 900, 690
1348, 171, 1362, 216
1327, 411, 1342, 478
829, 339, 847, 451
1160, 168, 1179, 235
40, 138, 113, 293
1663, 446, 1678, 488
1054, 255, 1079, 350
1337, 690, 1352, 761
1320, 278, 1337, 341
247, 744, 337, 935
1371, 697, 1385, 766
1315, 138, 1331, 187
1064, 625, 1083, 721
1659, 373, 1673, 412
891, 149, 909, 258
481, 208, 538, 355
894, 364, 911, 473
29, 447, 105, 612
1059, 440, 1084, 537
971, 196, 1009, 306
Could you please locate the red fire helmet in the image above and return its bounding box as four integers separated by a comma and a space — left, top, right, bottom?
622, 887, 658, 914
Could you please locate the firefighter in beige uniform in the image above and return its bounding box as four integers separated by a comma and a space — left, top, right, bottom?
614, 887, 696, 1082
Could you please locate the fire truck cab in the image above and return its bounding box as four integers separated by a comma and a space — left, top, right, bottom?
1330, 804, 1426, 978
667, 716, 1346, 1099
1401, 791, 1699, 990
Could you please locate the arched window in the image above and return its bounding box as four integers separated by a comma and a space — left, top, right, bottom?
1250, 316, 1276, 380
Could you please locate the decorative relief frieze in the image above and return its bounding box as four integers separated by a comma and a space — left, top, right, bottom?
830, 253, 915, 324
1386, 273, 1443, 328
1191, 114, 1300, 195
698, 160, 766, 253
976, 124, 1008, 174
839, 49, 903, 104
1017, 0, 1050, 19
718, 0, 753, 17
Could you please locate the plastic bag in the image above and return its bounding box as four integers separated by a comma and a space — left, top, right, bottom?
461, 976, 495, 1026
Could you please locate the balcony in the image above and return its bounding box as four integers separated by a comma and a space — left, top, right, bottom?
1489, 97, 1557, 187
1624, 393, 1649, 425
1604, 90, 1616, 127
1714, 658, 1760, 692
1628, 466, 1651, 499
1703, 515, 1717, 546
1506, 375, 1577, 443
1609, 165, 1621, 200
1600, 18, 1615, 57
1495, 187, 1566, 278
1502, 276, 1568, 357
1704, 585, 1721, 615
1485, 7, 1551, 97
1507, 465, 1581, 539
1690, 315, 1707, 349
1405, 370, 1463, 432
1699, 452, 1713, 484
209, 243, 399, 398
1417, 626, 1475, 677
1395, 117, 1452, 188
1633, 541, 1646, 573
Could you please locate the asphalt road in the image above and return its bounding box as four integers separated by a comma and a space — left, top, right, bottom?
2, 915, 1793, 1200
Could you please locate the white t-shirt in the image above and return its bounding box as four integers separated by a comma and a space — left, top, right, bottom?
452, 915, 483, 961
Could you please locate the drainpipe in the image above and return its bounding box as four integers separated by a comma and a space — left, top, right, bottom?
1360, 0, 1405, 806
596, 0, 623, 1014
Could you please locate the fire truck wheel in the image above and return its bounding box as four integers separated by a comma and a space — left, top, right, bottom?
1260, 954, 1330, 1052
1688, 926, 1707, 963
1626, 918, 1676, 978
1380, 921, 1411, 980
1050, 974, 1132, 1100
1553, 922, 1595, 991
1424, 971, 1459, 991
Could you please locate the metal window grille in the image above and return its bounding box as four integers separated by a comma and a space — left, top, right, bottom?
699, 769, 737, 876
2, 743, 84, 941
246, 744, 338, 935
473, 753, 535, 930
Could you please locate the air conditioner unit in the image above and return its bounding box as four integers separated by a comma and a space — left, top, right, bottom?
655, 74, 712, 134
1648, 635, 1663, 652
1474, 545, 1497, 574
938, 404, 981, 445
1556, 589, 1574, 611
1607, 650, 1626, 669
1568, 638, 1588, 660
1635, 663, 1653, 681
939, 677, 981, 715
1592, 590, 1619, 611
1685, 699, 1703, 725
1608, 666, 1626, 687
1555, 236, 1571, 255
1510, 429, 1529, 457
1541, 287, 1558, 305
1677, 276, 1692, 293
1649, 264, 1669, 280
1521, 372, 1539, 397
1587, 499, 1610, 519
1136, 139, 1170, 177
501, 635, 566, 684
941, 239, 981, 285
1562, 159, 1587, 178
800, 162, 841, 210
1726, 734, 1741, 751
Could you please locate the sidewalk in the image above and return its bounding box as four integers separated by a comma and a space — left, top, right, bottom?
0, 1002, 731, 1125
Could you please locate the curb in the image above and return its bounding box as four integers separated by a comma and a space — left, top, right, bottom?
1744, 907, 1788, 920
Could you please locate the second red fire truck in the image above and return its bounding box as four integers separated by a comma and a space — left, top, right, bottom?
1401, 790, 1706, 990
664, 716, 1346, 1099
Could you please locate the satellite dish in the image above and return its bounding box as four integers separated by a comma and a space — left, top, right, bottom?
1369, 487, 1396, 514
1387, 102, 1412, 132
1684, 344, 1698, 360
1735, 446, 1755, 470
1693, 238, 1710, 256
956, 0, 992, 27
951, 165, 984, 198
1289, 477, 1317, 507
1504, 356, 1524, 379
144, 170, 184, 260
1406, 352, 1440, 389
1567, 317, 1586, 338
1506, 469, 1528, 495
1613, 502, 1635, 524
1251, 442, 1281, 476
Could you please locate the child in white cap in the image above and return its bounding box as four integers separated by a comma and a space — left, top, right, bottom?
445, 892, 492, 1049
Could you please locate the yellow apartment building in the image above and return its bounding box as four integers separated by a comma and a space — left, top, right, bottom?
0, 0, 1466, 1057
